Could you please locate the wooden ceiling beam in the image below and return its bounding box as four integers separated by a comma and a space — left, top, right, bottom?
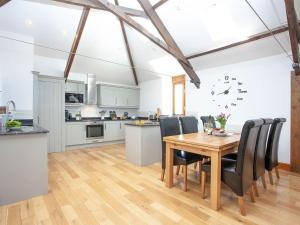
137, 0, 200, 88
94, 0, 189, 65
153, 0, 169, 10
0, 0, 10, 7
186, 25, 294, 59
285, 0, 300, 75
51, 0, 148, 18
115, 0, 138, 86
64, 7, 90, 80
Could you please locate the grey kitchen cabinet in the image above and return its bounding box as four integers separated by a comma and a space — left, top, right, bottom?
98, 84, 139, 108
126, 88, 139, 108
66, 80, 85, 93
104, 121, 125, 141
33, 74, 65, 153
98, 85, 117, 107
65, 123, 86, 146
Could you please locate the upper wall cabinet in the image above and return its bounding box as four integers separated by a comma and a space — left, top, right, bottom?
98, 84, 139, 108
66, 80, 85, 94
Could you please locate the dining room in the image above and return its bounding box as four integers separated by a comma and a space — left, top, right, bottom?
1, 0, 300, 224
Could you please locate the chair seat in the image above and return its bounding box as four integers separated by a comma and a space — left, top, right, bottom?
222, 152, 238, 161
174, 150, 203, 165
202, 158, 236, 174
202, 158, 244, 196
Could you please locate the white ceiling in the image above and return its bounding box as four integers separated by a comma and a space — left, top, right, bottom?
0, 0, 298, 85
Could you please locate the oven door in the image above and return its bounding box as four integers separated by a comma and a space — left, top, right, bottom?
86, 123, 104, 140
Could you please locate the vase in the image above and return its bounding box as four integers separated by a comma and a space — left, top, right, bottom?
220, 123, 226, 130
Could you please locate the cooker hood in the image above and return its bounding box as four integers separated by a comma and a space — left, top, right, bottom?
86, 74, 97, 105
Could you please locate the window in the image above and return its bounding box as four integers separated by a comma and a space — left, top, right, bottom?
172, 75, 186, 115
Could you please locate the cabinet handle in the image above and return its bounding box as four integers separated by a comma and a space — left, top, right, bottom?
105, 124, 106, 130
120, 122, 121, 129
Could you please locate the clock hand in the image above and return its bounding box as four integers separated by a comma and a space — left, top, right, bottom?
217, 91, 225, 95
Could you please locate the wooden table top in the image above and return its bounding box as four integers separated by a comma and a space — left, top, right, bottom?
163, 132, 241, 151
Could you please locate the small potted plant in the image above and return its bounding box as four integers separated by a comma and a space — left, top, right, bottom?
215, 113, 230, 131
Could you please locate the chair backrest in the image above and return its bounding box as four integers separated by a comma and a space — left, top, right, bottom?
253, 118, 273, 180
200, 115, 216, 130
236, 119, 264, 194
159, 117, 181, 169
179, 116, 198, 134
265, 118, 286, 171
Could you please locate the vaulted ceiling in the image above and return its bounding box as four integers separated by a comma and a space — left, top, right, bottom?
0, 0, 299, 85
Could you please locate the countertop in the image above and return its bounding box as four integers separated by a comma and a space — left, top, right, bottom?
0, 125, 49, 136
65, 117, 150, 123
125, 121, 160, 127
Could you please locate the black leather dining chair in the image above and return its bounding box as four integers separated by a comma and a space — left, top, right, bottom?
223, 118, 273, 195
201, 119, 264, 216
200, 115, 216, 130
265, 118, 286, 185
252, 118, 273, 195
160, 117, 203, 191
179, 116, 205, 172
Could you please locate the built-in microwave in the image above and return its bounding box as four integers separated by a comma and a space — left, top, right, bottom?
86, 122, 104, 142
65, 93, 84, 105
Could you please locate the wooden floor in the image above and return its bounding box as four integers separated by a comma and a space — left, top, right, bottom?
1, 144, 300, 225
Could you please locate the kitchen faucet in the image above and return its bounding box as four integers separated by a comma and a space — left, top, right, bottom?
6, 100, 16, 114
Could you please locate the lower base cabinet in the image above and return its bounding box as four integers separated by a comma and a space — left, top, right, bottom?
66, 121, 126, 146
66, 123, 85, 146
104, 121, 125, 142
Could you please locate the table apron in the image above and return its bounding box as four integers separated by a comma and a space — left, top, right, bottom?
168, 142, 238, 157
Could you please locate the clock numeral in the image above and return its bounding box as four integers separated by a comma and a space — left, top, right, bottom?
237, 98, 243, 101
225, 105, 228, 109
231, 103, 237, 106
218, 105, 221, 107
232, 77, 236, 81
225, 76, 229, 80
238, 89, 248, 93
238, 82, 243, 85
211, 91, 215, 95
224, 81, 230, 84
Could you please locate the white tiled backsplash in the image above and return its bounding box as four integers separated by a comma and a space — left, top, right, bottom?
66, 105, 138, 118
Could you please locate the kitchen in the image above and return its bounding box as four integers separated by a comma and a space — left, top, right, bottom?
0, 0, 299, 224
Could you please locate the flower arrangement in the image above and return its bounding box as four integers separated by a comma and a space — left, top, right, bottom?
215, 113, 231, 130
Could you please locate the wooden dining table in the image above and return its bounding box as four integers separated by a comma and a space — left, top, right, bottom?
163, 131, 241, 210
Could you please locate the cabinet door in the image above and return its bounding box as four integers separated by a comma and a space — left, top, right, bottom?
36, 78, 65, 153
100, 86, 117, 106
104, 122, 122, 141
66, 82, 78, 93
66, 123, 86, 146
120, 121, 126, 140
78, 83, 85, 93
127, 89, 140, 108
116, 88, 127, 107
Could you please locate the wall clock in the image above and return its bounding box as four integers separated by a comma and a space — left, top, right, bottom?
211, 75, 247, 110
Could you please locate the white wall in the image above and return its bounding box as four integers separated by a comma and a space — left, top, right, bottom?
186, 53, 291, 163
139, 77, 172, 116
0, 31, 34, 113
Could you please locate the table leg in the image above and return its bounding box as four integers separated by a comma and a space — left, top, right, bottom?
165, 142, 174, 188
210, 151, 221, 210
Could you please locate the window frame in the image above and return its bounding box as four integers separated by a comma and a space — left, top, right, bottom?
172, 75, 186, 116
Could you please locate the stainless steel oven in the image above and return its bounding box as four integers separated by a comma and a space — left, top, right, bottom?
86, 122, 104, 141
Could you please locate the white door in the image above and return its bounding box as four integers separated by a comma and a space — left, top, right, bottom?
35, 77, 65, 153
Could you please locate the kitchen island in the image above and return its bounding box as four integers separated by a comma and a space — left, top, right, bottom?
125, 121, 162, 166
0, 125, 49, 205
